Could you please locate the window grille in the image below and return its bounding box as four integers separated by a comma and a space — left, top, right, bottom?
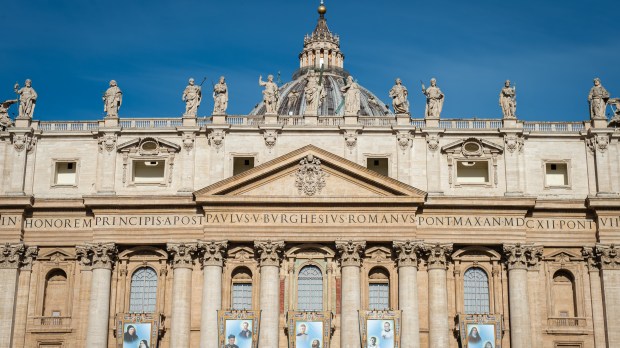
298, 265, 323, 311
129, 267, 158, 313
464, 267, 490, 314
369, 283, 390, 310
232, 283, 253, 310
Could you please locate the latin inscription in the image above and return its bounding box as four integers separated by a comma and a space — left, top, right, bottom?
418, 216, 595, 230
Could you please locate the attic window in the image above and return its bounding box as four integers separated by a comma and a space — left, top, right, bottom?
456, 160, 489, 184
367, 158, 389, 177
133, 160, 166, 184
233, 157, 255, 176
545, 162, 569, 187
54, 161, 77, 186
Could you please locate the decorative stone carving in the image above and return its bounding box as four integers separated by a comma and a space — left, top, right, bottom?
423, 243, 453, 270
167, 243, 198, 269
199, 241, 228, 267
98, 134, 117, 153
335, 240, 366, 267
587, 134, 610, 153
103, 80, 122, 118
503, 243, 543, 270
389, 78, 409, 114
393, 240, 424, 268
21, 246, 38, 271
75, 243, 117, 270
582, 247, 600, 271
182, 78, 202, 117
259, 74, 279, 115
608, 98, 620, 125
213, 76, 228, 115
12, 134, 36, 153
421, 78, 444, 119
504, 134, 524, 154
343, 129, 357, 151
263, 129, 278, 149
0, 243, 25, 269
303, 70, 326, 116
588, 77, 610, 120
14, 79, 37, 119
499, 80, 517, 119
254, 240, 285, 267
595, 244, 620, 270
182, 133, 195, 153
396, 131, 412, 152
208, 129, 226, 150
426, 134, 439, 152
340, 76, 361, 116
294, 154, 327, 196
0, 99, 17, 129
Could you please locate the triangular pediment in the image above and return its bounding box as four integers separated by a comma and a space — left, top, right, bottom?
194, 145, 426, 203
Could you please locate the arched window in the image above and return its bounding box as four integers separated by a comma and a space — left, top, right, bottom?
43, 269, 68, 316
129, 267, 158, 313
232, 267, 253, 310
464, 267, 490, 314
368, 267, 390, 310
552, 270, 577, 319
298, 265, 323, 311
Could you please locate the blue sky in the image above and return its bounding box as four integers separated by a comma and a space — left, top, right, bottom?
1, 0, 618, 121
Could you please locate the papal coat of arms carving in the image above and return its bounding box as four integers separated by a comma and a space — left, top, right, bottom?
294, 154, 327, 196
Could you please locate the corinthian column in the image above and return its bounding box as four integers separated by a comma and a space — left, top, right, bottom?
0, 243, 26, 348
12, 247, 38, 348
595, 244, 620, 346
199, 241, 228, 348
78, 243, 117, 348
423, 243, 452, 348
168, 243, 198, 348
503, 243, 542, 348
583, 247, 607, 348
336, 240, 366, 348
255, 240, 285, 348
393, 241, 423, 348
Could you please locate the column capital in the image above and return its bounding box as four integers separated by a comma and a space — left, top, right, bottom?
167, 242, 198, 269
595, 243, 620, 270
0, 242, 25, 269
393, 240, 424, 268
423, 242, 453, 270
254, 240, 285, 267
582, 246, 601, 271
199, 240, 228, 267
503, 243, 542, 270
336, 240, 366, 267
76, 243, 118, 270
21, 246, 38, 271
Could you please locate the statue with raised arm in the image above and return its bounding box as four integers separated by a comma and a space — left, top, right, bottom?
421, 78, 444, 119
499, 80, 516, 118
212, 76, 228, 115
389, 78, 409, 114
0, 99, 17, 129
182, 78, 202, 116
14, 79, 37, 119
103, 80, 122, 118
259, 74, 279, 114
608, 98, 620, 124
588, 77, 610, 120
341, 75, 361, 116
303, 70, 326, 116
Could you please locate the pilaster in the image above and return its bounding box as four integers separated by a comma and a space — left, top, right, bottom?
582, 247, 607, 348
7, 129, 36, 195
421, 129, 444, 195
97, 130, 120, 194
0, 243, 26, 348
501, 129, 524, 195
595, 243, 620, 346
587, 130, 617, 196
178, 128, 199, 193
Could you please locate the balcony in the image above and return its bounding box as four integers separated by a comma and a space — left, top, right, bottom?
546, 317, 590, 336
28, 316, 72, 333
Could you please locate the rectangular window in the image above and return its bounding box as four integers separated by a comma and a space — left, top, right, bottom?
233, 157, 255, 176
545, 162, 569, 187
366, 158, 389, 177
54, 161, 77, 186
232, 283, 253, 310
456, 161, 489, 184
368, 283, 389, 310
133, 160, 165, 184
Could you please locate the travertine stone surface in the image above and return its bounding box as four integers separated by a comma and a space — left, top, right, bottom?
589, 78, 610, 120
423, 243, 451, 348
14, 80, 37, 119
259, 75, 279, 115
341, 76, 361, 116
336, 240, 365, 348
583, 247, 607, 348
394, 241, 423, 348
499, 80, 517, 119
0, 243, 25, 348
199, 241, 228, 348
213, 76, 228, 115
183, 78, 202, 117
168, 243, 197, 348
103, 80, 122, 118
422, 78, 444, 119
255, 240, 284, 348
389, 78, 409, 115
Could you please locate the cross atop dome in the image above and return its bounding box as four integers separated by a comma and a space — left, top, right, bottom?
299, 1, 344, 71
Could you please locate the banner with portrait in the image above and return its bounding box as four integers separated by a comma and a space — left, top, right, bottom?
359, 310, 401, 348
287, 311, 332, 348
458, 313, 502, 348
115, 313, 161, 348
218, 310, 261, 348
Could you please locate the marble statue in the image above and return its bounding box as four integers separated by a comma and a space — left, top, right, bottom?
608, 98, 620, 119
588, 78, 610, 120
212, 76, 228, 115
499, 80, 516, 118
287, 90, 300, 110
421, 78, 444, 118
389, 78, 409, 114
0, 99, 17, 129
340, 76, 361, 116
182, 78, 202, 116
103, 80, 122, 118
303, 70, 326, 116
14, 79, 37, 119
259, 75, 279, 114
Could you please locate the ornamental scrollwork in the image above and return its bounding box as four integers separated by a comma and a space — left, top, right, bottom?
199, 240, 228, 267
208, 129, 225, 151
167, 242, 198, 269
595, 243, 620, 270
396, 131, 412, 152
294, 154, 327, 196
98, 134, 117, 153
0, 243, 25, 269
343, 130, 357, 152
503, 243, 543, 270
182, 133, 195, 153
587, 134, 610, 154
423, 242, 453, 270
263, 129, 278, 149
335, 240, 366, 267
12, 134, 36, 153
504, 134, 524, 154
254, 240, 285, 267
393, 240, 424, 268
426, 134, 439, 152
75, 243, 117, 270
